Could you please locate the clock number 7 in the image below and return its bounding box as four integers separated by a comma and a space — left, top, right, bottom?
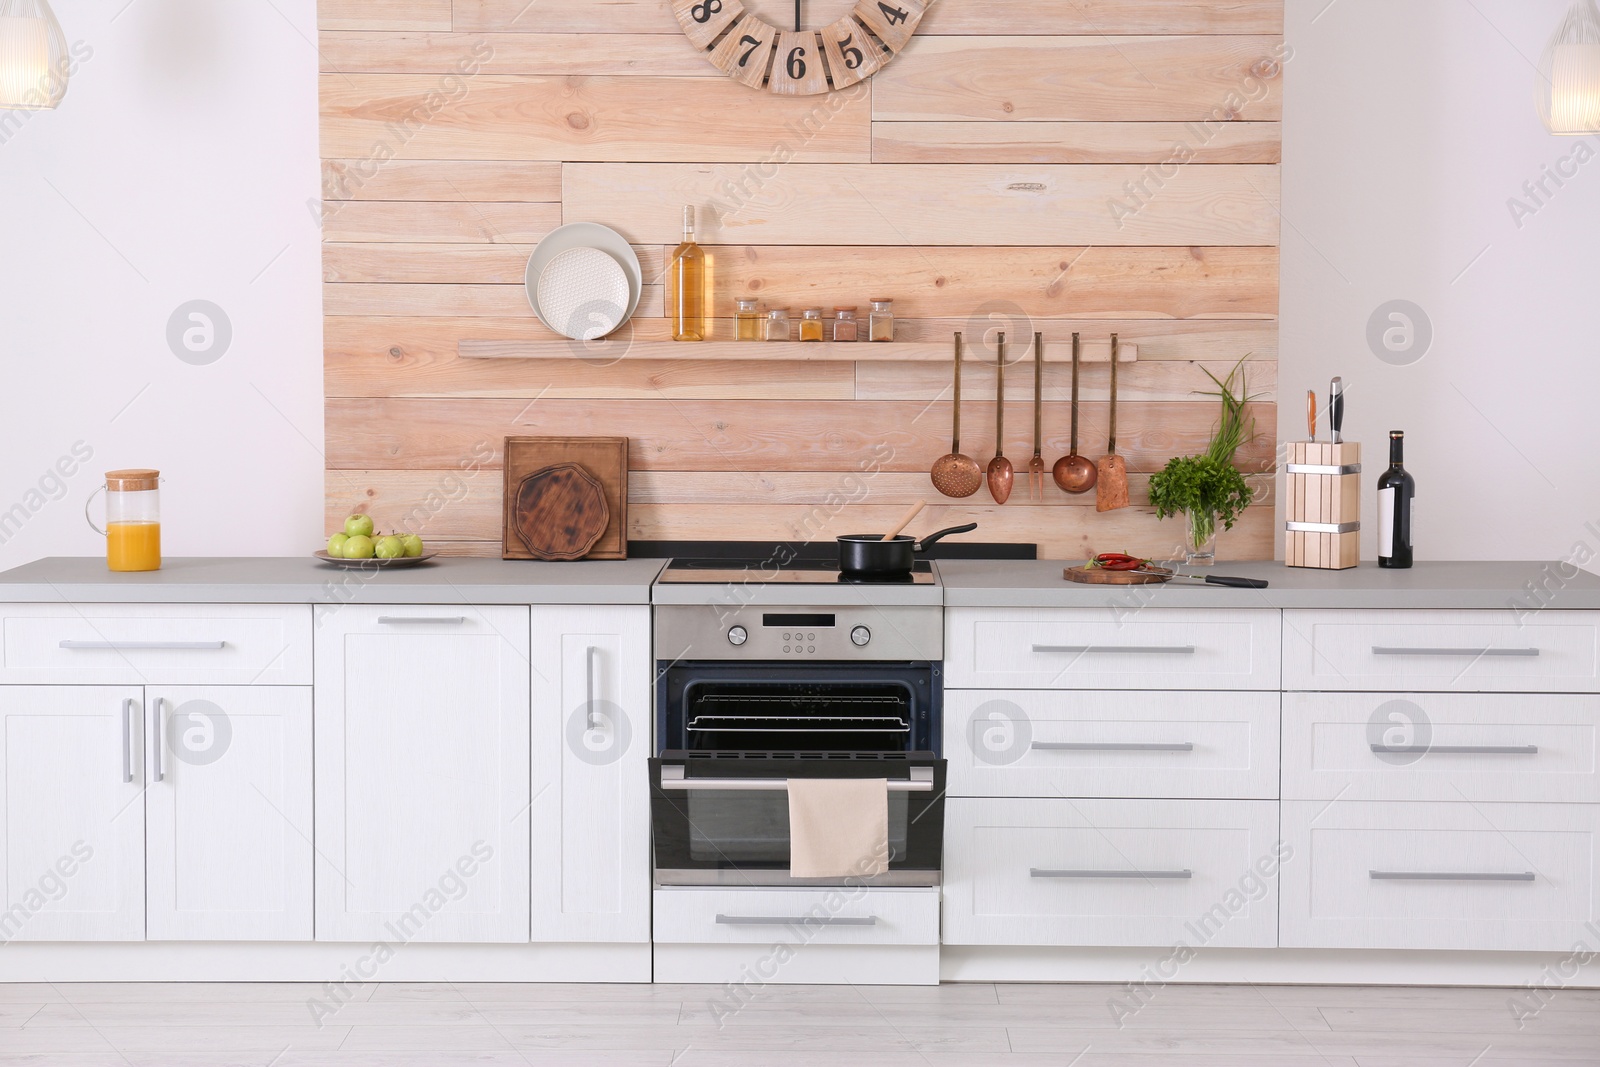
838, 32, 864, 71
877, 2, 908, 25
737, 34, 763, 68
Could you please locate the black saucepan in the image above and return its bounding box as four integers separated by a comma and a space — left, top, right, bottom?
837, 523, 978, 577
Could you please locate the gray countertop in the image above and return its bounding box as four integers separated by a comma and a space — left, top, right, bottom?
936, 560, 1600, 610
0, 556, 667, 605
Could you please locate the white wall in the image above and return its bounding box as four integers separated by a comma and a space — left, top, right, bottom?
1282, 0, 1600, 569
0, 0, 322, 569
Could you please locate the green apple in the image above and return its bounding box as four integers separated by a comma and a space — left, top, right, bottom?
374, 535, 405, 560
341, 534, 376, 560
327, 533, 349, 556
399, 533, 425, 558
344, 513, 375, 538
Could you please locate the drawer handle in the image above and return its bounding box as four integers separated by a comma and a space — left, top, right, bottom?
61, 640, 227, 651
659, 778, 933, 793
377, 616, 467, 625
1369, 870, 1536, 882
1031, 868, 1193, 879
1370, 743, 1539, 756
151, 697, 165, 783
1032, 741, 1194, 752
1371, 646, 1540, 658
715, 914, 877, 927
1031, 644, 1197, 656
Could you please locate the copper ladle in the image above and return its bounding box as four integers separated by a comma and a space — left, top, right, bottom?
986, 331, 1014, 503
1053, 332, 1097, 493
931, 332, 983, 498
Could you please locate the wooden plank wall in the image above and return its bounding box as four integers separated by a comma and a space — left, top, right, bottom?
320, 0, 1284, 559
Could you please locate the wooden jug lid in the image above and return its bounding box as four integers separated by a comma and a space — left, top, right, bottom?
106, 469, 159, 491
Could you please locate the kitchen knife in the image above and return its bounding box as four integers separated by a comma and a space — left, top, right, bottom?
1165, 570, 1270, 590
1330, 377, 1344, 445
1306, 390, 1316, 441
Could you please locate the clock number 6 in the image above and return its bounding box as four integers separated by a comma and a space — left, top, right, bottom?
838, 32, 864, 70
737, 34, 763, 67
877, 2, 909, 25
786, 46, 807, 79
690, 0, 721, 24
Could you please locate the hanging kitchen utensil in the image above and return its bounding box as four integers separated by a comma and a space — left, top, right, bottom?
837, 523, 979, 578
931, 333, 984, 498
1027, 332, 1046, 500
1094, 334, 1129, 512
1053, 332, 1097, 494
987, 332, 1014, 504
880, 501, 927, 541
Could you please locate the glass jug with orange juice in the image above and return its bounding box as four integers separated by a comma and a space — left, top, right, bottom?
85, 469, 161, 572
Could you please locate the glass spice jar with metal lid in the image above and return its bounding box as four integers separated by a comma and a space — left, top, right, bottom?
735, 298, 762, 341
832, 306, 859, 342
799, 308, 825, 342
868, 298, 895, 342
764, 307, 791, 341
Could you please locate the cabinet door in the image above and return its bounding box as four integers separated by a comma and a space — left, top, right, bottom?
0, 686, 144, 941
315, 606, 531, 943
145, 686, 313, 941
529, 605, 651, 943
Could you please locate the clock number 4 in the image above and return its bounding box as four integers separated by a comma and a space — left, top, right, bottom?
737, 34, 763, 67
837, 32, 864, 70
786, 45, 807, 79
690, 0, 721, 24
877, 2, 908, 25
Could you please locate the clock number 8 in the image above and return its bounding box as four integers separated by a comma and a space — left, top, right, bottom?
877, 2, 909, 24
786, 46, 807, 79
837, 32, 864, 70
690, 0, 721, 24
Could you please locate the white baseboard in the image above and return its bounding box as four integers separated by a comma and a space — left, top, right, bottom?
941, 945, 1600, 987
0, 942, 652, 983
654, 943, 940, 986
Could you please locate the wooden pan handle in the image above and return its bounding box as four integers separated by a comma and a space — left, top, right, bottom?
882, 501, 927, 541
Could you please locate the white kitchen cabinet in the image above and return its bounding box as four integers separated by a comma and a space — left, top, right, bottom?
145, 686, 313, 941
314, 606, 531, 943
0, 686, 145, 941
529, 606, 652, 943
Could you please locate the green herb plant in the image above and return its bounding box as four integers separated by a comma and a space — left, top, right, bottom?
1147, 358, 1262, 551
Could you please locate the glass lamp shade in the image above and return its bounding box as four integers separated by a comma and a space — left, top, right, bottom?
1539, 0, 1600, 134
0, 0, 67, 110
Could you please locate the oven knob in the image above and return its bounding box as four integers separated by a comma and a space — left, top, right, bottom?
727, 626, 748, 646
850, 626, 872, 647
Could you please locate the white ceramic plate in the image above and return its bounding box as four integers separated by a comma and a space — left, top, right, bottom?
525, 223, 643, 338
537, 247, 631, 340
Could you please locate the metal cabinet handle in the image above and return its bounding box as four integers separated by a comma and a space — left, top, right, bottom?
586, 645, 600, 730
121, 698, 136, 783
715, 914, 877, 927
150, 697, 165, 783
1371, 646, 1540, 658
1370, 870, 1536, 882
376, 616, 466, 625
62, 640, 226, 650
1370, 743, 1538, 755
1032, 644, 1197, 655
1031, 868, 1193, 879
660, 778, 933, 792
1032, 741, 1194, 752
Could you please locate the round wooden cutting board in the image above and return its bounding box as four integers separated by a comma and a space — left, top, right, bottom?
513, 463, 611, 561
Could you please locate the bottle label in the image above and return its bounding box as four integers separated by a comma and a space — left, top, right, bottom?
1378, 486, 1395, 557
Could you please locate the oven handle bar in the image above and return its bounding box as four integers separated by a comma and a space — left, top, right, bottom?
660, 778, 933, 792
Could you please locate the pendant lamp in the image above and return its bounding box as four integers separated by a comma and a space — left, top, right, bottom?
1540, 0, 1600, 134
0, 0, 68, 110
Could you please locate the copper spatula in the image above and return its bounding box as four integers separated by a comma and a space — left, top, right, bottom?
1095, 334, 1129, 512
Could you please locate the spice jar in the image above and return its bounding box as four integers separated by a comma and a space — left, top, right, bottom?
735, 299, 762, 341
868, 299, 895, 342
832, 307, 859, 342
765, 308, 791, 341
799, 308, 825, 342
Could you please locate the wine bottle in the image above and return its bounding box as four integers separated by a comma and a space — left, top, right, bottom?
669, 205, 705, 342
1377, 430, 1415, 568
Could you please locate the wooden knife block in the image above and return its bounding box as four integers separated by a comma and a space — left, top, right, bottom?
1285, 442, 1360, 569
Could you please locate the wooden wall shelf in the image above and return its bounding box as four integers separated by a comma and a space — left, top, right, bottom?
458, 339, 1139, 363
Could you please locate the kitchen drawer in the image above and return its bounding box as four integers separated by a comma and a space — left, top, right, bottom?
946, 608, 1279, 690
946, 690, 1279, 800
943, 798, 1282, 948
1280, 800, 1600, 952
1283, 609, 1600, 693
652, 887, 939, 946
1284, 692, 1600, 803
0, 605, 312, 685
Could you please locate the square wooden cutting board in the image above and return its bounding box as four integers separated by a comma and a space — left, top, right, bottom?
503, 436, 629, 560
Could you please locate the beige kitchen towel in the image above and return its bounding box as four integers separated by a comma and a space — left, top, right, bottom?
787, 778, 889, 878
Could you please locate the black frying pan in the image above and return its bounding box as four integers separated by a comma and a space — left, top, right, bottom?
837, 523, 977, 577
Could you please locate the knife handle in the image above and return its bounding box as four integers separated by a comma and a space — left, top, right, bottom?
1206, 576, 1270, 590
1330, 384, 1345, 445
1306, 390, 1317, 440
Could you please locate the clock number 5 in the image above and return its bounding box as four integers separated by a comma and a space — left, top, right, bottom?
837, 32, 864, 70
877, 2, 909, 25
690, 0, 721, 24
737, 34, 763, 67
786, 46, 807, 79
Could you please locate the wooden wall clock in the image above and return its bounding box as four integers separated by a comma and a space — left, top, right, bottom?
671, 0, 932, 95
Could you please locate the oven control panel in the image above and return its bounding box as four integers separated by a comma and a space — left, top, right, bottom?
655, 605, 942, 662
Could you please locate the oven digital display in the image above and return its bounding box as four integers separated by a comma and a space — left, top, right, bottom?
761, 613, 836, 628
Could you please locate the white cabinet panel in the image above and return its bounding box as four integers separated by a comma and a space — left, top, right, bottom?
315, 606, 531, 943
0, 605, 312, 686
529, 606, 651, 944
947, 608, 1280, 690
654, 887, 939, 946
1284, 692, 1600, 803
944, 797, 1282, 948
1280, 801, 1600, 952
0, 686, 144, 941
145, 687, 313, 941
947, 689, 1279, 800
1283, 609, 1600, 693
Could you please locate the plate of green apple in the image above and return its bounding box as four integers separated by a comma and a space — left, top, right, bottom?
316, 514, 435, 567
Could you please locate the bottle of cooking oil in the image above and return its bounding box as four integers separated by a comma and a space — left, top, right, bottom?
670, 205, 705, 341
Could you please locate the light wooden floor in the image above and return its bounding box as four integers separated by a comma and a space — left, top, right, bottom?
1, 982, 1598, 1065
